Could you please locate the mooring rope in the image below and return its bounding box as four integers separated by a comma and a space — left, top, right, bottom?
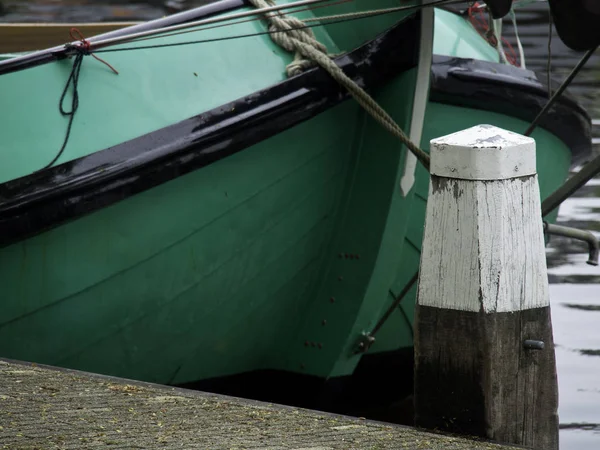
248, 0, 431, 170
43, 1, 436, 170
85, 0, 457, 53
250, 0, 330, 76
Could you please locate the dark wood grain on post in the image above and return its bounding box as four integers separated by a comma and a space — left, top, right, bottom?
415, 307, 559, 447
414, 125, 559, 449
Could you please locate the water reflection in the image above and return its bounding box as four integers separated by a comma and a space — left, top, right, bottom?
507, 6, 600, 445
563, 303, 600, 312
502, 2, 600, 119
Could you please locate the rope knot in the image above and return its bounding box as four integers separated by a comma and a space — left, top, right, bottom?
68, 28, 119, 75
250, 0, 329, 77
68, 28, 94, 56
247, 0, 431, 171
40, 28, 120, 169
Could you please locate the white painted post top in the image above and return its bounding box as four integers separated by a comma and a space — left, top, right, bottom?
430, 124, 536, 180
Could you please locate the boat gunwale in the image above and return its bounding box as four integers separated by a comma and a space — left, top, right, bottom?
0, 16, 421, 248
0, 0, 245, 76
429, 54, 592, 166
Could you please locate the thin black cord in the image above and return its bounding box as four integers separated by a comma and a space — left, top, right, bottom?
43, 0, 455, 169
398, 301, 414, 340
95, 0, 457, 54
542, 152, 600, 217
42, 49, 85, 170
370, 271, 419, 338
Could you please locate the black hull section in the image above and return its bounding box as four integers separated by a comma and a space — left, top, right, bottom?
1, 21, 591, 250
178, 347, 415, 426
0, 16, 420, 249
430, 55, 592, 166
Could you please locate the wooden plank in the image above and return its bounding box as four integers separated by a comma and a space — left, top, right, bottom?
0, 22, 138, 53
0, 358, 522, 449
414, 124, 559, 449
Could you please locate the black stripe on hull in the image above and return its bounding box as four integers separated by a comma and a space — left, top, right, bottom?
430, 55, 592, 166
0, 15, 420, 248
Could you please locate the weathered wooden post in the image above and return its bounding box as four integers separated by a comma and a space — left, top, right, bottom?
414, 124, 559, 449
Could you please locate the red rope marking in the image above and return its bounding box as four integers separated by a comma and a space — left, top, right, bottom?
467, 2, 518, 66
70, 28, 119, 74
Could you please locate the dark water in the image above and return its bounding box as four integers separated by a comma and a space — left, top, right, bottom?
505, 4, 600, 449
2, 1, 599, 448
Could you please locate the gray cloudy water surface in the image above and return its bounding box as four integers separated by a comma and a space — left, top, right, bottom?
507, 4, 600, 449
2, 1, 600, 448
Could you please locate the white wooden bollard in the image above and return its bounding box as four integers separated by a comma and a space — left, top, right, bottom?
414, 125, 559, 449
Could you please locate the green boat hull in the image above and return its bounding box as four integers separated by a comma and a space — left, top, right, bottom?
0, 2, 589, 409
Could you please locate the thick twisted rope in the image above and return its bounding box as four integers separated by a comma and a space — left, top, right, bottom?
250, 0, 329, 76
249, 0, 430, 170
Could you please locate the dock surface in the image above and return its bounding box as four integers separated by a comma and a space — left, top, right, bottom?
0, 359, 521, 449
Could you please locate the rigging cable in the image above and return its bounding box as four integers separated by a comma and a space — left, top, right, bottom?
93, 0, 461, 54
524, 45, 598, 137
125, 0, 355, 44
45, 0, 452, 168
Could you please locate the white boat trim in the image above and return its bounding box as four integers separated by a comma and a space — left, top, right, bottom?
400, 6, 433, 197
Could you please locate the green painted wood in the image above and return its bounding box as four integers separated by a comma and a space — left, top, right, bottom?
370, 103, 573, 355
0, 5, 576, 387
433, 8, 499, 62
0, 0, 409, 183
280, 70, 418, 378
356, 9, 573, 358
0, 101, 360, 383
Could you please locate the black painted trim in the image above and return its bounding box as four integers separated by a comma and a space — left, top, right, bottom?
0, 0, 246, 76
430, 55, 592, 166
0, 16, 420, 248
